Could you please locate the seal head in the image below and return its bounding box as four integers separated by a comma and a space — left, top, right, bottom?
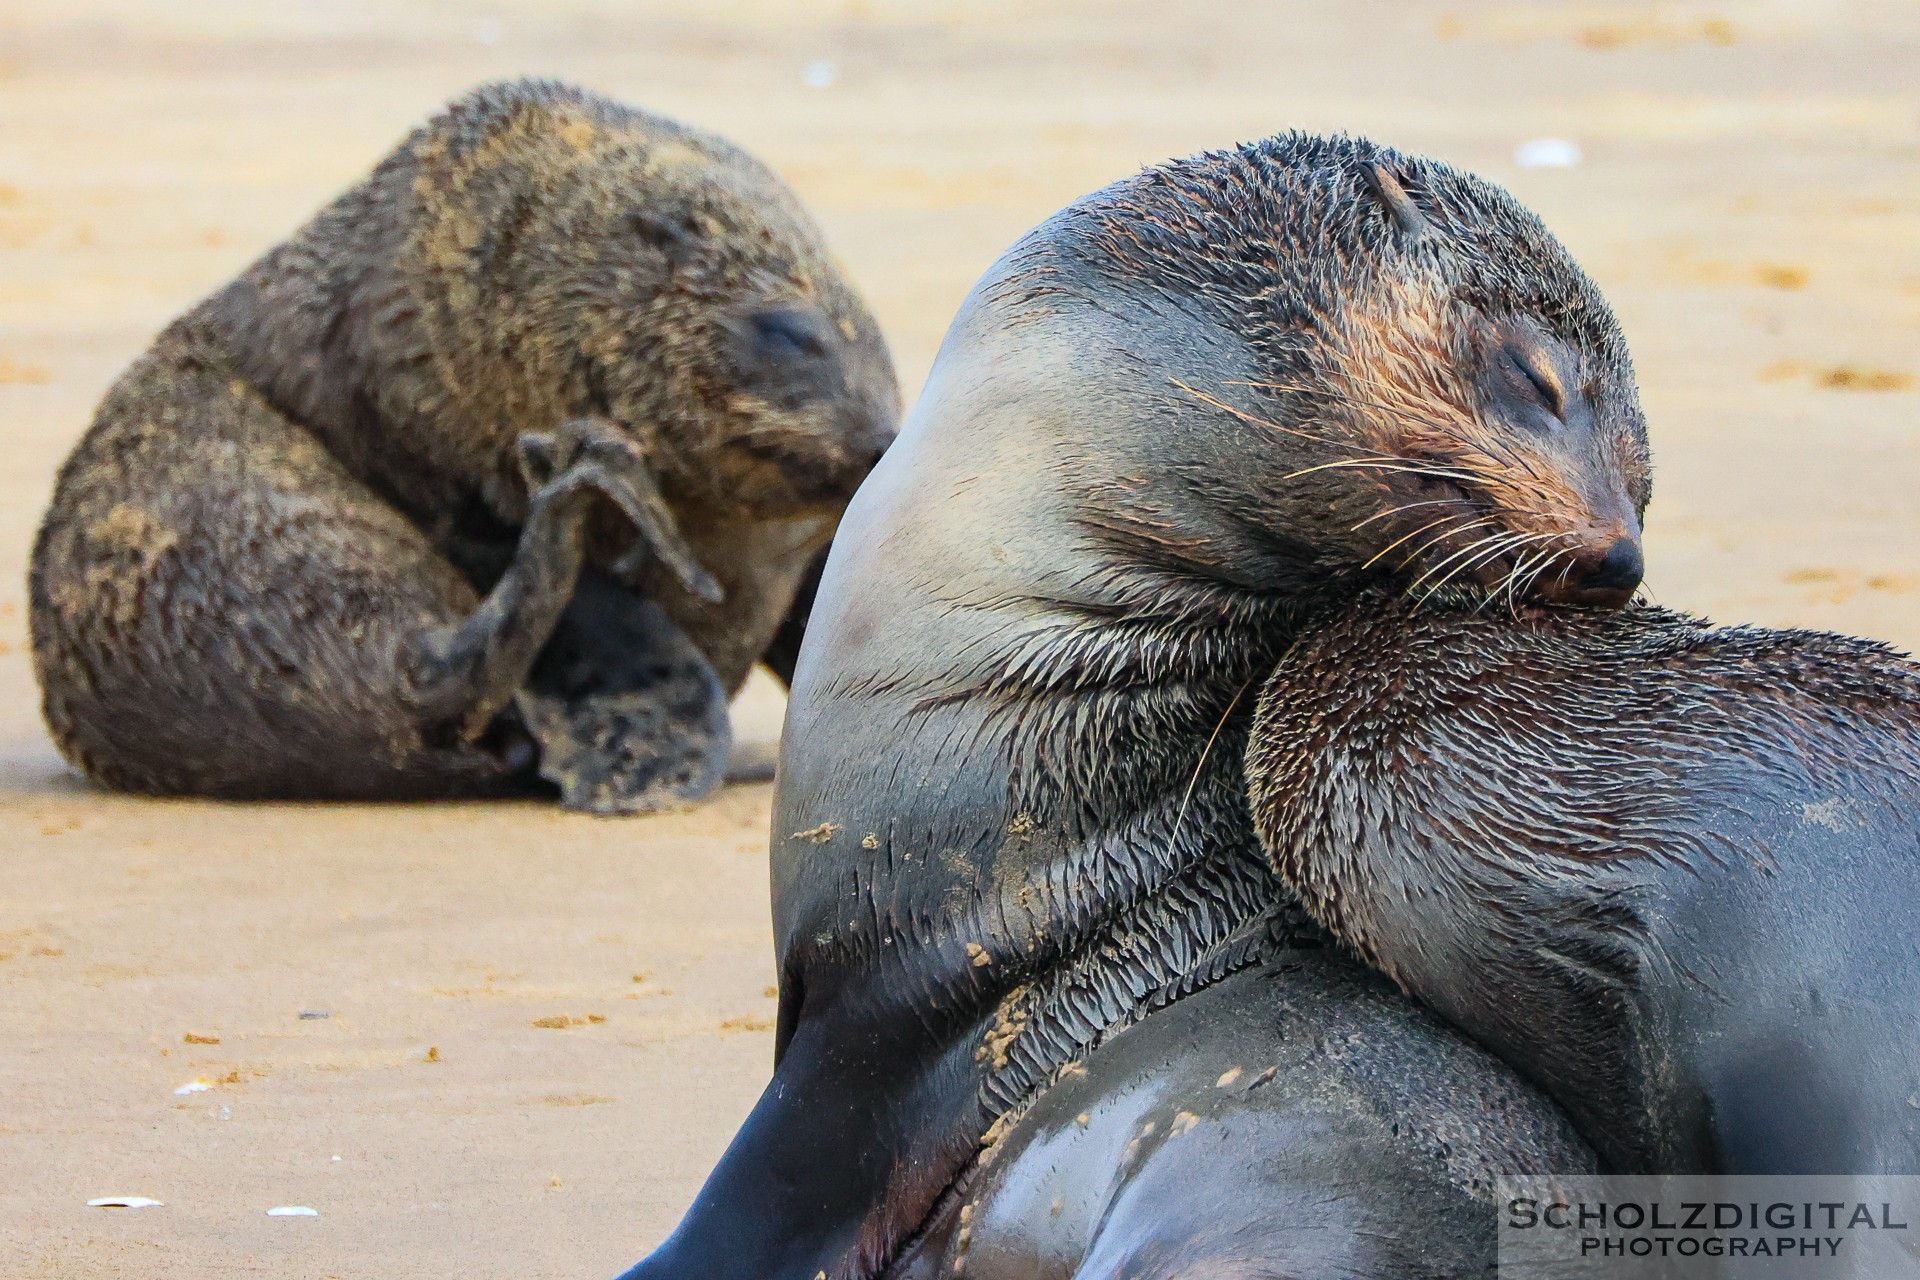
329, 79, 900, 527
1015, 139, 1653, 609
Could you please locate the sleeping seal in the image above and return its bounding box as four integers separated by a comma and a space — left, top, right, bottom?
624, 131, 1647, 1276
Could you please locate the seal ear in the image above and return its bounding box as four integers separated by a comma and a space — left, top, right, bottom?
1359, 161, 1429, 239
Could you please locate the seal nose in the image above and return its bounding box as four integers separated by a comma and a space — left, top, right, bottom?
858, 431, 891, 473
848, 425, 892, 482
1585, 537, 1643, 594
1535, 535, 1642, 608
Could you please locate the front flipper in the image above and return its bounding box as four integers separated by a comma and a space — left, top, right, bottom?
547, 417, 723, 606
517, 571, 730, 815
405, 417, 720, 743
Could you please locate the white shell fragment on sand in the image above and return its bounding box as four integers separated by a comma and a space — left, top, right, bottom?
266, 1205, 319, 1217
1514, 138, 1582, 168
173, 1080, 211, 1095
88, 1196, 163, 1209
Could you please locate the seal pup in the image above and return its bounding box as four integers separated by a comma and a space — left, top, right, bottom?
29, 79, 898, 812
624, 133, 1645, 1277
1248, 587, 1920, 1174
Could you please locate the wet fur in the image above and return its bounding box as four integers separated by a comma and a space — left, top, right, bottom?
1249, 587, 1920, 1173
30, 79, 897, 807
891, 949, 1590, 1279
628, 134, 1646, 1278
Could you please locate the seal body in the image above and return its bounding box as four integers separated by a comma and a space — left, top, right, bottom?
627, 132, 1649, 1278
30, 79, 898, 811
1248, 588, 1920, 1173
889, 949, 1589, 1279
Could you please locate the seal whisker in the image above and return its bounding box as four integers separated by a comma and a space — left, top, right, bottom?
1171, 380, 1399, 460
1493, 539, 1557, 599
1389, 516, 1507, 575
1250, 379, 1479, 445
1424, 536, 1547, 606
1498, 543, 1566, 614
1284, 458, 1481, 484
1363, 512, 1492, 571
1229, 378, 1556, 506
1489, 539, 1570, 613
1348, 344, 1565, 489
1208, 378, 1510, 487
1406, 528, 1546, 601
1239, 376, 1516, 468
1350, 497, 1461, 532
1288, 374, 1555, 489
1168, 679, 1252, 850
1406, 534, 1511, 600
1338, 366, 1543, 479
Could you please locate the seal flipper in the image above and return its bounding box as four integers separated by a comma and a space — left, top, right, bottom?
404, 417, 717, 742
516, 570, 731, 814
619, 996, 986, 1280
590, 425, 725, 606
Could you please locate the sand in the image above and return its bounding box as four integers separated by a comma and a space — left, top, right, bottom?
1, 1, 1916, 1275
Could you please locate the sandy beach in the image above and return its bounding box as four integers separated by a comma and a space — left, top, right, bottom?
1, 1, 1916, 1275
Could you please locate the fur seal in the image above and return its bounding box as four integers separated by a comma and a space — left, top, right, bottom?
1248, 586, 1920, 1174
29, 79, 898, 813
624, 133, 1646, 1277
886, 948, 1590, 1278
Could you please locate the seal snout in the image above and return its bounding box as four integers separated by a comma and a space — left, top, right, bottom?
846, 408, 897, 475
1534, 533, 1643, 608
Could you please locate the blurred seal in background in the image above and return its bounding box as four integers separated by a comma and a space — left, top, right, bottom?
30, 79, 897, 812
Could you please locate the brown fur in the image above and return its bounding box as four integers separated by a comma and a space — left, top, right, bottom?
1247, 585, 1920, 1172
29, 79, 898, 809
1335, 280, 1644, 565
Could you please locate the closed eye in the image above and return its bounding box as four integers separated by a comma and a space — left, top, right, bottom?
753, 308, 831, 362
1500, 343, 1564, 417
